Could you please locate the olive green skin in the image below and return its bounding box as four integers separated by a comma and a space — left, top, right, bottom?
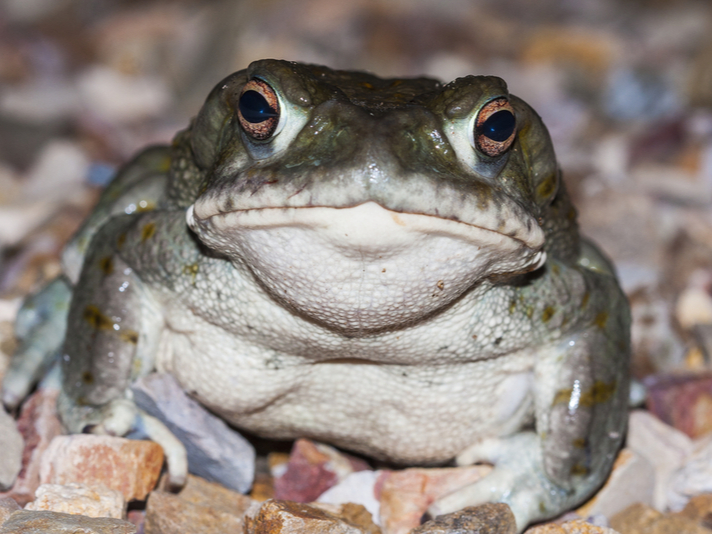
4, 60, 630, 531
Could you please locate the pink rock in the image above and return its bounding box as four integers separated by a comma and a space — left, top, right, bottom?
0, 388, 62, 506
377, 465, 492, 534
40, 435, 164, 501
645, 373, 712, 438
273, 439, 370, 503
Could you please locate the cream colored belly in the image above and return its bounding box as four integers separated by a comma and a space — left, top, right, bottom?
158, 323, 536, 463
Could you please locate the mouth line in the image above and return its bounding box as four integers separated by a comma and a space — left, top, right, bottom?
190, 202, 543, 251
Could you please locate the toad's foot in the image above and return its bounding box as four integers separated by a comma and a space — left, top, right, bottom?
428, 433, 575, 533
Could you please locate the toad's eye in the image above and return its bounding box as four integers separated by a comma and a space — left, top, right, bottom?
237, 79, 280, 140
474, 98, 516, 157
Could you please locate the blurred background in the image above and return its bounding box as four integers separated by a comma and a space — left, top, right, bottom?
0, 0, 711, 384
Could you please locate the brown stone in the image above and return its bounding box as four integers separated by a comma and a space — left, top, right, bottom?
0, 496, 20, 524
40, 435, 164, 501
680, 494, 712, 528
525, 519, 619, 533
1, 388, 63, 506
0, 510, 136, 533
245, 500, 368, 534
610, 502, 662, 534
377, 466, 492, 534
176, 474, 256, 516
413, 503, 516, 534
647, 515, 712, 534
310, 502, 381, 534
144, 490, 245, 534
610, 502, 712, 534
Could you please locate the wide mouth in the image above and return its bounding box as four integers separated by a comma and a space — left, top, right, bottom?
186, 202, 546, 335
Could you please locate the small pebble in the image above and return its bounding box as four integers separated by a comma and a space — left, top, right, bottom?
0, 409, 23, 492
25, 483, 125, 519
413, 503, 516, 534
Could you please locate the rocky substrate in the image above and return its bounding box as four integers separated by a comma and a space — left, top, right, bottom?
0, 373, 712, 533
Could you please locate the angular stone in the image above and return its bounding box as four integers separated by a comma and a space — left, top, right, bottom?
645, 515, 712, 534
413, 503, 516, 534
576, 449, 655, 518
610, 502, 662, 534
144, 490, 246, 534
525, 519, 620, 533
131, 372, 254, 493
0, 408, 23, 492
40, 435, 164, 501
317, 470, 381, 524
1, 388, 63, 505
244, 500, 367, 534
679, 493, 712, 527
378, 466, 492, 534
311, 502, 381, 534
0, 496, 20, 523
0, 510, 136, 533
176, 474, 257, 516
645, 373, 712, 438
627, 410, 692, 509
274, 439, 369, 503
24, 483, 125, 519
668, 434, 712, 511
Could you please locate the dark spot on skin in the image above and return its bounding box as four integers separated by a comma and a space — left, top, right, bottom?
509, 300, 517, 314
183, 263, 199, 284
81, 371, 94, 385
552, 380, 617, 408
401, 371, 408, 377
594, 312, 608, 329
542, 306, 555, 323
120, 330, 139, 344
437, 280, 444, 291
437, 346, 449, 351
571, 464, 589, 476
141, 222, 156, 242
536, 173, 557, 200
494, 336, 503, 346
83, 305, 113, 330
572, 438, 587, 449
99, 256, 114, 276
472, 334, 478, 340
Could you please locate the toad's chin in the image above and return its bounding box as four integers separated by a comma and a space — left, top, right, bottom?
187, 201, 546, 335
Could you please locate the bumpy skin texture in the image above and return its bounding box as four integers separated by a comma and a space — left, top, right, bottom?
4, 60, 629, 531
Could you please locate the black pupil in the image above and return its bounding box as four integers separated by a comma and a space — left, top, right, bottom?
239, 90, 278, 123
480, 110, 515, 142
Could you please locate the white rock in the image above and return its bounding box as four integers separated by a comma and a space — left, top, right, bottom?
667, 433, 712, 511
626, 410, 692, 510
0, 408, 23, 491
676, 271, 712, 329
77, 66, 172, 123
316, 470, 381, 525
576, 449, 655, 519
25, 483, 125, 519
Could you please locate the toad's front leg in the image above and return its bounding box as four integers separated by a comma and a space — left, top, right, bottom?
429, 273, 630, 532
58, 215, 187, 486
